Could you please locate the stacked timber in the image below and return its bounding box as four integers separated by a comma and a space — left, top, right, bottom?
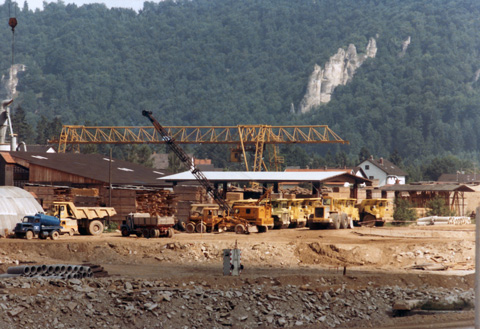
53, 188, 101, 206
135, 190, 176, 216
108, 189, 136, 220
174, 185, 210, 225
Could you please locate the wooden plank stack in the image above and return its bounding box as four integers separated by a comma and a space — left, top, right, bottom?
135, 190, 176, 216
173, 185, 210, 225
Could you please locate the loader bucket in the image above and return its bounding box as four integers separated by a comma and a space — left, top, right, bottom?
246, 225, 258, 234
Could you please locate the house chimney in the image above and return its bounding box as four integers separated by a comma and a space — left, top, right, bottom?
370, 155, 374, 160
380, 157, 384, 165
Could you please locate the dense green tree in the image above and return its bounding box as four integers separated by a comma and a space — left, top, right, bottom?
393, 198, 416, 226
426, 196, 455, 216
0, 0, 477, 171
11, 106, 34, 144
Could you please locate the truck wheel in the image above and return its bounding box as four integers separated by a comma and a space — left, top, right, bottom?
25, 230, 34, 240
185, 222, 195, 233
196, 222, 206, 233
167, 228, 174, 238
142, 228, 150, 238
154, 229, 160, 238
331, 214, 341, 230
347, 217, 354, 229
235, 224, 245, 234
51, 231, 60, 240
340, 213, 348, 229
121, 228, 130, 237
362, 214, 376, 227
88, 220, 104, 236
68, 228, 75, 236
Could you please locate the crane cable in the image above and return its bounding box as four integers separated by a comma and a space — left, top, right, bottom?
8, 3, 17, 97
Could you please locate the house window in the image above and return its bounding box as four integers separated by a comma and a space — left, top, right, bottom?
369, 176, 374, 179
365, 165, 369, 170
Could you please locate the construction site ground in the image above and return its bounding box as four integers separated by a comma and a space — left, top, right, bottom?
0, 224, 475, 328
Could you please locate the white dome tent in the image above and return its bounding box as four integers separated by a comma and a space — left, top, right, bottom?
0, 186, 43, 236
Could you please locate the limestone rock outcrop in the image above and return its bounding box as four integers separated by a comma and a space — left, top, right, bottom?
298, 38, 377, 114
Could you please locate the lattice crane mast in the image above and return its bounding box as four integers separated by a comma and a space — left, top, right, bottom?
142, 110, 233, 215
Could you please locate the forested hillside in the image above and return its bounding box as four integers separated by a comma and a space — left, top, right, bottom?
1, 0, 480, 177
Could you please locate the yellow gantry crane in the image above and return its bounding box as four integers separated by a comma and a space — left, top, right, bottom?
52, 124, 349, 171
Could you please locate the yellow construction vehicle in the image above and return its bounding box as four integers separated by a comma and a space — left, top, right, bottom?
307, 196, 358, 230
270, 198, 291, 229
286, 199, 307, 228
357, 198, 393, 227
49, 201, 116, 236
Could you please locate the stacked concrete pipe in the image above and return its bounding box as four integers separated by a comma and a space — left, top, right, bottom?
0, 264, 93, 279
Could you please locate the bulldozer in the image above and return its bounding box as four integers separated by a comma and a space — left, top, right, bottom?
357, 198, 393, 227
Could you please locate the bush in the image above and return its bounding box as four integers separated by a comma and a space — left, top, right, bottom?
393, 198, 416, 226
426, 196, 455, 216
105, 221, 119, 232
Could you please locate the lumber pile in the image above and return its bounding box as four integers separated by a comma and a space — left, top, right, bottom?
135, 190, 176, 216
174, 185, 210, 225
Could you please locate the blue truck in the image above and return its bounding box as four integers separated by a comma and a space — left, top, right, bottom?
14, 213, 63, 240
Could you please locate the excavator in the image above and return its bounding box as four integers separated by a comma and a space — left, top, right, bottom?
142, 110, 257, 234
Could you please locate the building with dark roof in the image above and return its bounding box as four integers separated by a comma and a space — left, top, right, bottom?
0, 152, 170, 189
358, 157, 407, 186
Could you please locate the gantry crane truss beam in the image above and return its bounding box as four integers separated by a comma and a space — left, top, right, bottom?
53, 124, 349, 171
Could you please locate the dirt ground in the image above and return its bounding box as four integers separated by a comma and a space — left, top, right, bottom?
0, 224, 476, 328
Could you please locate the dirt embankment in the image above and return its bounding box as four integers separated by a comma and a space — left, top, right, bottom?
0, 225, 475, 328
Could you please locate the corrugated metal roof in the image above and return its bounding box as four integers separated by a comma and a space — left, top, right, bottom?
0, 186, 43, 236
381, 184, 475, 192
8, 152, 170, 187
161, 171, 370, 183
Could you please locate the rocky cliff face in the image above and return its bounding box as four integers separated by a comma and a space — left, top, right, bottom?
298, 38, 377, 114
1, 64, 26, 99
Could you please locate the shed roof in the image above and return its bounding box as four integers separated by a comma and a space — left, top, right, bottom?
8, 152, 170, 187
380, 184, 475, 192
161, 171, 371, 185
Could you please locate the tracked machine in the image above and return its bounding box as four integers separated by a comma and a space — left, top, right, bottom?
142, 111, 256, 234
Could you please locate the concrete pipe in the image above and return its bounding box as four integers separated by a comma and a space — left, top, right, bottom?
71, 266, 81, 273
53, 265, 62, 274
65, 265, 73, 274
59, 265, 66, 274
7, 266, 31, 275
0, 273, 22, 278
46, 265, 55, 275
36, 265, 47, 275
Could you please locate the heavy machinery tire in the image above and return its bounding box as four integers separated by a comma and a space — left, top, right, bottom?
51, 231, 60, 240
331, 214, 341, 230
347, 217, 355, 229
235, 224, 245, 234
149, 228, 157, 238
88, 220, 104, 236
167, 228, 174, 238
340, 213, 348, 229
121, 228, 130, 237
196, 222, 206, 233
362, 214, 376, 227
26, 230, 34, 240
185, 222, 195, 233
68, 228, 75, 236
142, 228, 150, 238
